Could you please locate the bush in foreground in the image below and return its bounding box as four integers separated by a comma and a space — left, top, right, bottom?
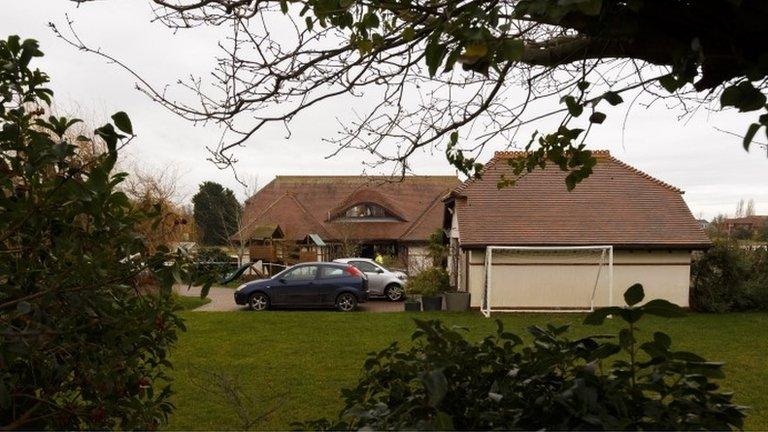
301, 285, 746, 430
0, 36, 207, 429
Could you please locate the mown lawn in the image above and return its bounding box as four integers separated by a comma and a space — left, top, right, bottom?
172, 294, 212, 311
166, 310, 768, 430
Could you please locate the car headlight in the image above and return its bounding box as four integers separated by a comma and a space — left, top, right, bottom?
236, 284, 247, 292
396, 273, 407, 280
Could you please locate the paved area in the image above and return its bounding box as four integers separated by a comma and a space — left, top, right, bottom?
174, 284, 404, 312
174, 285, 246, 311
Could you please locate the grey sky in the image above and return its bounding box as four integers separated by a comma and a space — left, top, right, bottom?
3, 1, 767, 219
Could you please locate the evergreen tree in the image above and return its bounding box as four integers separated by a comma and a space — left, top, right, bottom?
192, 181, 242, 246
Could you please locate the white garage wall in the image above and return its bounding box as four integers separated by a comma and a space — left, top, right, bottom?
464, 249, 692, 309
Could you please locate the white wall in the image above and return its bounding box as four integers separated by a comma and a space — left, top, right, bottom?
464, 249, 692, 309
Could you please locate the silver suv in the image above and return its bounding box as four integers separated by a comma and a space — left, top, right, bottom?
333, 258, 407, 301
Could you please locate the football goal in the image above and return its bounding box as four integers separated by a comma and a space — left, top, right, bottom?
481, 246, 613, 317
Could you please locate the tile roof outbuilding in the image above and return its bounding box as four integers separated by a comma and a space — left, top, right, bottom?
450, 151, 710, 249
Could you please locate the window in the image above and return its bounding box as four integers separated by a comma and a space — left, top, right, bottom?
351, 260, 379, 273
344, 203, 390, 219
283, 265, 318, 281
319, 266, 345, 279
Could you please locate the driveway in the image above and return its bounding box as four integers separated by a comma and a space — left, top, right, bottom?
174, 285, 404, 312
174, 285, 246, 312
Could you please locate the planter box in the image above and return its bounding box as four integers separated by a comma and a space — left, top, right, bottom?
404, 301, 421, 312
421, 296, 443, 311
444, 292, 471, 311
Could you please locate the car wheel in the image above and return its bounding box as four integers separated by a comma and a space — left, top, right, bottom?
335, 292, 357, 312
384, 284, 404, 302
248, 292, 269, 311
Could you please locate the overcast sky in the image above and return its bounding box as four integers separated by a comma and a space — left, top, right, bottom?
3, 1, 767, 219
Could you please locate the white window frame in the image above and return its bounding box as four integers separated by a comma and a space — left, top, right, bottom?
481, 245, 613, 317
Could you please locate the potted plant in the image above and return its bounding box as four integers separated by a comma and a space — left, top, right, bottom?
406, 267, 449, 311
403, 294, 421, 311
443, 288, 471, 311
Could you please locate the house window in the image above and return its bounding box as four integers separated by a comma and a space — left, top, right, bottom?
345, 203, 390, 219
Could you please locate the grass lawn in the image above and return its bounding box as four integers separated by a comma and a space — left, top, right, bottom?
172, 294, 212, 311
167, 310, 768, 430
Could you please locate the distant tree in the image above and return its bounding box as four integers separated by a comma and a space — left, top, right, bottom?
706, 214, 728, 240
123, 164, 192, 252
746, 198, 756, 216
761, 220, 768, 242
193, 181, 242, 245
736, 199, 745, 218
733, 225, 754, 240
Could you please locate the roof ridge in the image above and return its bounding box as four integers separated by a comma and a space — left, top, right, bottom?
253, 193, 333, 238
273, 175, 458, 181
274, 174, 457, 177
450, 156, 506, 196
493, 149, 613, 159
452, 150, 682, 195
399, 188, 451, 240
284, 193, 335, 238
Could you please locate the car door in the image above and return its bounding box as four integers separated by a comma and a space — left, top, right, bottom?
317, 265, 348, 305
351, 260, 387, 295
273, 265, 319, 305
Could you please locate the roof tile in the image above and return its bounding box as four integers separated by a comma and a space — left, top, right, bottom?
242, 175, 459, 242
452, 151, 710, 248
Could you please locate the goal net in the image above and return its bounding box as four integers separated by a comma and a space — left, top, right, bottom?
481, 246, 613, 317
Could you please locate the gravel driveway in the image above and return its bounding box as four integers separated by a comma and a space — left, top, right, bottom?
174, 285, 404, 312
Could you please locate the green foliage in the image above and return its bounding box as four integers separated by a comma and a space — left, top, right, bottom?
197, 246, 233, 263
0, 35, 205, 428
502, 130, 597, 191
733, 225, 755, 240
691, 242, 768, 312
299, 285, 746, 431
406, 267, 449, 297
426, 228, 448, 267
192, 181, 242, 246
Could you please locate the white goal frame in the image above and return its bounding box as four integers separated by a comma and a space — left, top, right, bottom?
481, 245, 613, 317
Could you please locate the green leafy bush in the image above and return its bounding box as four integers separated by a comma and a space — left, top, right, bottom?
300, 285, 746, 431
691, 241, 768, 312
0, 36, 203, 429
744, 247, 768, 310
406, 267, 449, 297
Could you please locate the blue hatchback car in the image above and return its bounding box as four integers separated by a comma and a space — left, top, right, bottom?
234, 262, 368, 311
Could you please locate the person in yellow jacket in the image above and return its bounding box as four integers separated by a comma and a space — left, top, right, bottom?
374, 253, 384, 264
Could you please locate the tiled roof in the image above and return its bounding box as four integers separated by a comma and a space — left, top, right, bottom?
723, 215, 768, 225
451, 151, 710, 249
231, 223, 284, 242
242, 175, 460, 242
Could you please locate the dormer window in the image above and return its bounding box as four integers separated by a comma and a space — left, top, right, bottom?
332, 202, 403, 222
345, 203, 390, 218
